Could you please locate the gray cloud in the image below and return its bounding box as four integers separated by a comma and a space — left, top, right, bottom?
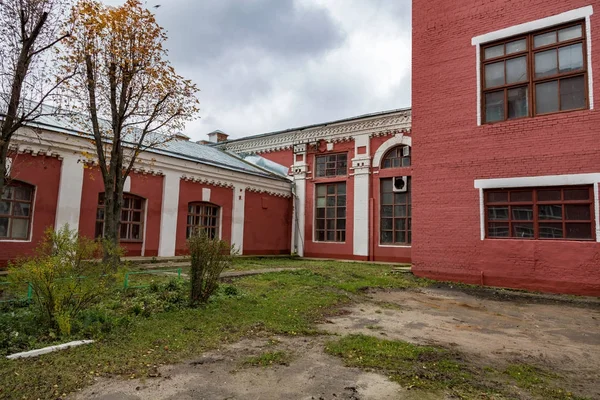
103, 0, 412, 140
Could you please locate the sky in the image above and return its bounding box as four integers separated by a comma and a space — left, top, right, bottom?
103, 0, 412, 141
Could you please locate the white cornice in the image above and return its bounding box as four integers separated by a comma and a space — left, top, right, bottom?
219, 110, 412, 154
10, 127, 292, 197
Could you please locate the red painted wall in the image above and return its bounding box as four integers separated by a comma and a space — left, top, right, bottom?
175, 181, 233, 255
243, 192, 292, 255
259, 149, 294, 169
79, 167, 164, 257
412, 0, 600, 295
1, 154, 61, 267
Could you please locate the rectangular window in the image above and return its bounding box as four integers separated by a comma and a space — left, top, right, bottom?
315, 182, 346, 242
482, 21, 587, 123
485, 186, 594, 240
315, 153, 347, 177
380, 177, 411, 244
186, 203, 219, 239
96, 193, 145, 242
0, 182, 34, 240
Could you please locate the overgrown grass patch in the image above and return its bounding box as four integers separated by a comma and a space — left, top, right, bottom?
504, 364, 590, 400
242, 351, 291, 367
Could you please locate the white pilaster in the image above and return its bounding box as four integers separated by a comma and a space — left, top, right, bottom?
291, 148, 308, 257
351, 134, 371, 257
231, 185, 245, 254
158, 171, 180, 256
55, 154, 84, 232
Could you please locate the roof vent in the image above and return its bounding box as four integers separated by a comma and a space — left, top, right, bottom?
207, 130, 229, 143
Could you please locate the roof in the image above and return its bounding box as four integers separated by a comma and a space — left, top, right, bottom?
8, 111, 286, 181
220, 107, 411, 145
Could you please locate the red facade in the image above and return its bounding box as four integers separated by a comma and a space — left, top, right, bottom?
412, 0, 600, 295
243, 191, 292, 255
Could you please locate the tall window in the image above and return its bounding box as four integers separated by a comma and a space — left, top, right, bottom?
187, 202, 219, 239
315, 182, 346, 242
315, 153, 347, 177
95, 193, 145, 241
381, 146, 410, 168
482, 21, 587, 123
485, 186, 594, 240
0, 182, 34, 240
380, 178, 411, 244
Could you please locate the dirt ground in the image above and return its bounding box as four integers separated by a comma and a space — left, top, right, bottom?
74, 287, 600, 400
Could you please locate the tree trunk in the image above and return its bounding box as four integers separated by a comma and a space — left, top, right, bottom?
0, 139, 8, 196
101, 175, 121, 269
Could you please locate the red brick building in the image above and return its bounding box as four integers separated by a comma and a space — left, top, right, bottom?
412, 2, 600, 295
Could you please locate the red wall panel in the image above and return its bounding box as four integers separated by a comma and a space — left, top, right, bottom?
258, 149, 294, 169
175, 181, 233, 255
0, 154, 61, 267
79, 167, 163, 257
412, 0, 600, 295
243, 192, 292, 255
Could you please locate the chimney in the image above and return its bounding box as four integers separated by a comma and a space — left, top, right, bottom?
174, 132, 190, 141
207, 130, 229, 143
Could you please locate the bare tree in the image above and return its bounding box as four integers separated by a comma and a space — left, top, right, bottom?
63, 0, 199, 266
0, 0, 72, 195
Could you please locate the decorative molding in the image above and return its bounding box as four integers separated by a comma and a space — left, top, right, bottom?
220, 110, 412, 154
246, 187, 293, 198
372, 134, 412, 168
181, 175, 235, 189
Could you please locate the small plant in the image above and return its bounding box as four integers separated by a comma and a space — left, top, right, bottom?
187, 230, 237, 305
8, 225, 119, 336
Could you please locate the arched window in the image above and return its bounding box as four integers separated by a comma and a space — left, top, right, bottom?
381, 146, 410, 168
187, 202, 220, 239
95, 193, 145, 241
0, 181, 34, 240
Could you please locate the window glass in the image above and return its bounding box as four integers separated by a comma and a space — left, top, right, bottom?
534, 31, 557, 48
484, 44, 504, 59
507, 86, 528, 119
186, 202, 219, 239
506, 39, 527, 54
535, 50, 558, 78
315, 154, 347, 177
381, 146, 410, 169
536, 81, 559, 114
506, 56, 527, 83
315, 183, 346, 242
485, 62, 505, 87
485, 91, 504, 122
560, 76, 586, 110
380, 177, 411, 245
558, 25, 582, 42
0, 182, 34, 240
96, 193, 145, 241
558, 43, 584, 73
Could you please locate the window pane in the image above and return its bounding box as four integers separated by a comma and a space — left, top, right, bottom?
317, 185, 326, 196
132, 224, 141, 240
510, 191, 532, 202
337, 207, 346, 218
132, 212, 141, 222
134, 199, 142, 209
506, 39, 527, 54
337, 195, 346, 206
485, 91, 504, 122
484, 44, 504, 59
326, 196, 335, 207
327, 185, 335, 194
560, 76, 586, 111
566, 223, 592, 239
316, 231, 325, 241
534, 31, 556, 48
381, 219, 393, 230
395, 231, 407, 243
565, 205, 591, 220
326, 231, 335, 241
316, 208, 325, 218
337, 183, 346, 195
316, 198, 326, 208
381, 179, 393, 193
120, 224, 128, 239
0, 217, 8, 237
536, 81, 559, 114
326, 208, 335, 218
381, 231, 393, 243
12, 219, 28, 239
14, 187, 32, 201
121, 210, 129, 222
535, 49, 557, 78
507, 86, 528, 119
487, 192, 508, 202
395, 205, 407, 217
395, 219, 406, 231
13, 203, 30, 217
0, 201, 10, 215
382, 193, 393, 204
539, 223, 563, 238
337, 219, 346, 230
506, 56, 527, 83
382, 205, 393, 217
488, 222, 509, 237
564, 188, 589, 200
97, 208, 104, 220
538, 189, 561, 201
512, 206, 533, 220
485, 61, 505, 88
488, 206, 508, 220
558, 25, 582, 42
558, 43, 583, 73
539, 205, 562, 220
513, 223, 534, 238
327, 220, 335, 230
395, 193, 407, 204
316, 219, 325, 229
95, 221, 103, 238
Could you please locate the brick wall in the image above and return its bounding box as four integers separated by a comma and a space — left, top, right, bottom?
243, 191, 292, 255
412, 0, 600, 295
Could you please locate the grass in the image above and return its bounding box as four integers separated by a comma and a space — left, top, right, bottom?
242, 351, 291, 367
503, 364, 590, 400
0, 259, 423, 400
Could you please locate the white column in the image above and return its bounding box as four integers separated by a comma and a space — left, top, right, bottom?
55, 154, 84, 232
352, 134, 371, 257
291, 146, 308, 257
231, 185, 245, 254
158, 171, 180, 257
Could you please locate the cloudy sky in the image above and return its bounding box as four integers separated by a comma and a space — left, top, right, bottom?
104, 0, 412, 141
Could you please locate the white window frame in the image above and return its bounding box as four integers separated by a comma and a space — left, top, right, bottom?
472, 6, 594, 126
474, 173, 600, 242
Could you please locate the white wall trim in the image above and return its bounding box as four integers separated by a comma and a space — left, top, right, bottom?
54, 154, 84, 232
472, 5, 594, 125
471, 6, 593, 45
474, 173, 600, 189
372, 134, 412, 168
202, 188, 211, 202
157, 171, 180, 256
352, 134, 370, 256
476, 173, 600, 241
231, 185, 245, 254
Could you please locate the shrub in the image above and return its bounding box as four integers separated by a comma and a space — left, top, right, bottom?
8, 225, 119, 336
187, 231, 236, 305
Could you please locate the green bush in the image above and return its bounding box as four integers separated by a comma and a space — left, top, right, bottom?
7, 225, 120, 336
187, 231, 236, 305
